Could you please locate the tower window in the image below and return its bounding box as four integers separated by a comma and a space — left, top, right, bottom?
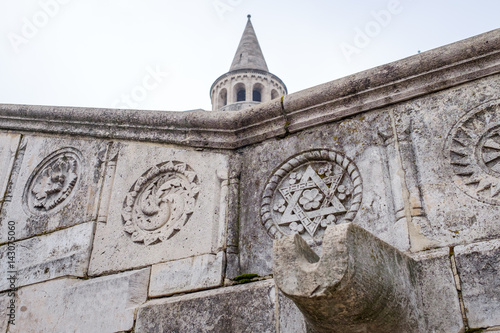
237, 89, 246, 102
253, 83, 264, 103
217, 88, 227, 109
253, 90, 261, 102
271, 89, 279, 100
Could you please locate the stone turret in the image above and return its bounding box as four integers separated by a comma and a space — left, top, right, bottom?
210, 15, 287, 111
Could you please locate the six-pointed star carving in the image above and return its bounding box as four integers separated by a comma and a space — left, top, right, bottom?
278, 165, 346, 237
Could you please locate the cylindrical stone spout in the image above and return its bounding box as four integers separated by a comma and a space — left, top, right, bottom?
273, 223, 425, 333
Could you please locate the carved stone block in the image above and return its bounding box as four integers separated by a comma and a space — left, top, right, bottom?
0, 133, 21, 206
261, 149, 363, 245
149, 252, 225, 297
0, 222, 94, 292
240, 110, 404, 276
0, 293, 10, 333
274, 223, 426, 333
393, 77, 500, 248
455, 239, 500, 329
136, 280, 276, 332
0, 135, 106, 242
89, 142, 229, 275
10, 268, 149, 333
410, 249, 464, 332
278, 289, 306, 333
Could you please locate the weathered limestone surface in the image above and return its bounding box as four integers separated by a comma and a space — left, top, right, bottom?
0, 293, 10, 333
274, 223, 425, 333
149, 252, 224, 297
0, 222, 94, 292
240, 111, 402, 277
0, 29, 496, 332
241, 75, 500, 278
410, 248, 464, 332
224, 157, 242, 279
455, 239, 500, 329
393, 76, 500, 250
89, 142, 229, 275
0, 135, 106, 243
136, 279, 276, 333
0, 133, 21, 205
278, 290, 306, 333
10, 268, 150, 333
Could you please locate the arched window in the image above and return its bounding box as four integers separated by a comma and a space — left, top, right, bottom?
253, 90, 261, 102
237, 89, 246, 101
253, 83, 264, 102
271, 89, 279, 100
234, 83, 246, 102
217, 88, 227, 109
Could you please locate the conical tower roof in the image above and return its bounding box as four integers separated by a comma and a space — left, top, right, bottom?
229, 15, 269, 72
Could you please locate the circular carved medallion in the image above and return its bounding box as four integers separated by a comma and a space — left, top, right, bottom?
24, 148, 81, 214
446, 100, 500, 205
261, 150, 362, 244
122, 161, 200, 245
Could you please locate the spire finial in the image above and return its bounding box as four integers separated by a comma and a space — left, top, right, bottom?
228, 14, 268, 72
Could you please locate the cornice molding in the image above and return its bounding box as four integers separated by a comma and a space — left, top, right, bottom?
1, 29, 500, 150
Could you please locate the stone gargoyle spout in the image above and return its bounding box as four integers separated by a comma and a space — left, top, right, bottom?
273, 223, 425, 333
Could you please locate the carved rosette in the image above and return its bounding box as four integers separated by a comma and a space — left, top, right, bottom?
122, 161, 200, 245
261, 150, 362, 244
24, 148, 81, 214
446, 100, 500, 205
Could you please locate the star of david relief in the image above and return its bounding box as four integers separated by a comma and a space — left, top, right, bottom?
446, 100, 500, 205
261, 150, 362, 244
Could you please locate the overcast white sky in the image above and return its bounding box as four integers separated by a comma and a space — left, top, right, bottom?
0, 0, 499, 111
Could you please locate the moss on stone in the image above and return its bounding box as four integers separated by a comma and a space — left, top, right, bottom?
232, 273, 260, 284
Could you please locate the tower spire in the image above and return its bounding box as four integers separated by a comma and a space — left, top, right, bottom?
210, 15, 287, 111
229, 14, 269, 72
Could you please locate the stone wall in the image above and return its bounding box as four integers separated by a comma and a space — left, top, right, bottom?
0, 29, 499, 332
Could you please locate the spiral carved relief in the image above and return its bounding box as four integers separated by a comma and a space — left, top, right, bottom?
122, 161, 200, 245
